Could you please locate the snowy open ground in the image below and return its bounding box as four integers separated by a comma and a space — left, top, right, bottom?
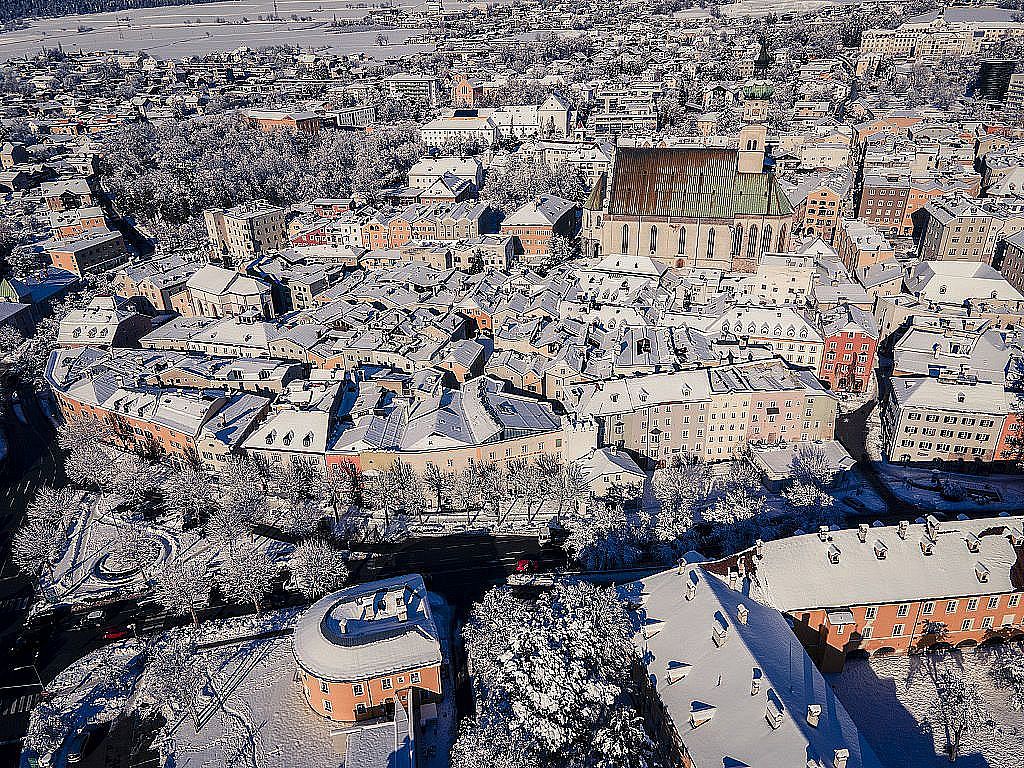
829, 646, 1024, 768
0, 0, 436, 61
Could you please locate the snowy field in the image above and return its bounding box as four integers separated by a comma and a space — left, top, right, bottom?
0, 0, 434, 61
830, 646, 1024, 768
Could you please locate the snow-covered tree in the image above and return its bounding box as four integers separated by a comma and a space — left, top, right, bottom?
455, 583, 656, 768
206, 502, 256, 553
791, 443, 838, 489
782, 480, 839, 532
322, 462, 358, 512
702, 486, 766, 554
26, 485, 77, 528
361, 459, 424, 524
12, 518, 63, 583
108, 453, 158, 509
136, 633, 206, 728
562, 501, 649, 571
57, 417, 113, 489
152, 557, 211, 625
111, 520, 160, 580
290, 538, 350, 600
162, 464, 216, 527
991, 645, 1024, 711
216, 547, 277, 613
652, 454, 712, 549
936, 665, 986, 762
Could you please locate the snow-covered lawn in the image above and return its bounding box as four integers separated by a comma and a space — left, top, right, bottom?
829, 646, 1024, 768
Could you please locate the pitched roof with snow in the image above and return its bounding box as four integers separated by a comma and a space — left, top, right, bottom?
749, 516, 1024, 612
625, 565, 883, 768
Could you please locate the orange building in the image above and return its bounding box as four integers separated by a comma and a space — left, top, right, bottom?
293, 574, 443, 722
242, 109, 321, 134
715, 515, 1024, 672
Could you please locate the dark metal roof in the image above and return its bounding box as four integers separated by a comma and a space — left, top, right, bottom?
607, 146, 792, 220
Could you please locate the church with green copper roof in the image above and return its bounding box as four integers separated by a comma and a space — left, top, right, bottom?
582, 124, 794, 274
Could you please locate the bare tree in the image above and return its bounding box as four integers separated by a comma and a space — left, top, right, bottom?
152, 557, 211, 625
162, 464, 216, 527
216, 547, 277, 614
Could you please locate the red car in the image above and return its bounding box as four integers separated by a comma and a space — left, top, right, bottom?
102, 626, 131, 640
515, 559, 539, 573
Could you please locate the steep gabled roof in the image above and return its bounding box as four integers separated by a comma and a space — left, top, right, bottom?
607, 146, 791, 219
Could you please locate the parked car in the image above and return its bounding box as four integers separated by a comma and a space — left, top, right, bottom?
515, 559, 539, 573
102, 625, 131, 641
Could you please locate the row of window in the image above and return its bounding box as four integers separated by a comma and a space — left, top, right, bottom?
864, 594, 1020, 621
317, 670, 422, 698
906, 413, 995, 427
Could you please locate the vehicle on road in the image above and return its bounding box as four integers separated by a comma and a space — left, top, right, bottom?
515, 559, 538, 573
102, 625, 131, 640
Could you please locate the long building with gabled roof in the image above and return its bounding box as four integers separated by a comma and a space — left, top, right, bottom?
582, 125, 794, 272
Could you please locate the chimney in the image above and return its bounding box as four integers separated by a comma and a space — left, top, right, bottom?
690, 703, 717, 728
751, 669, 761, 696
926, 514, 940, 541
737, 604, 749, 625
807, 704, 822, 728
755, 539, 764, 558
920, 537, 935, 556
966, 533, 980, 553
686, 577, 697, 601
818, 526, 830, 542
765, 699, 785, 730
834, 748, 850, 768
712, 616, 729, 647
897, 520, 909, 539
858, 523, 868, 543
729, 569, 740, 590
874, 539, 888, 559
976, 561, 990, 583
827, 543, 841, 564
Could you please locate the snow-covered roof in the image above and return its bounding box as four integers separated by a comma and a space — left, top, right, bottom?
749, 516, 1024, 612
625, 565, 882, 768
293, 574, 441, 683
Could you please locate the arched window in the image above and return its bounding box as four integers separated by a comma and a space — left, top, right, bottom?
761, 224, 773, 254
621, 224, 629, 253
649, 225, 658, 254
678, 227, 687, 254
747, 224, 758, 260
706, 227, 716, 260
777, 225, 788, 252
732, 224, 743, 257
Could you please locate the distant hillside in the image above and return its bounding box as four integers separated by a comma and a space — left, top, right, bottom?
2, 0, 224, 25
